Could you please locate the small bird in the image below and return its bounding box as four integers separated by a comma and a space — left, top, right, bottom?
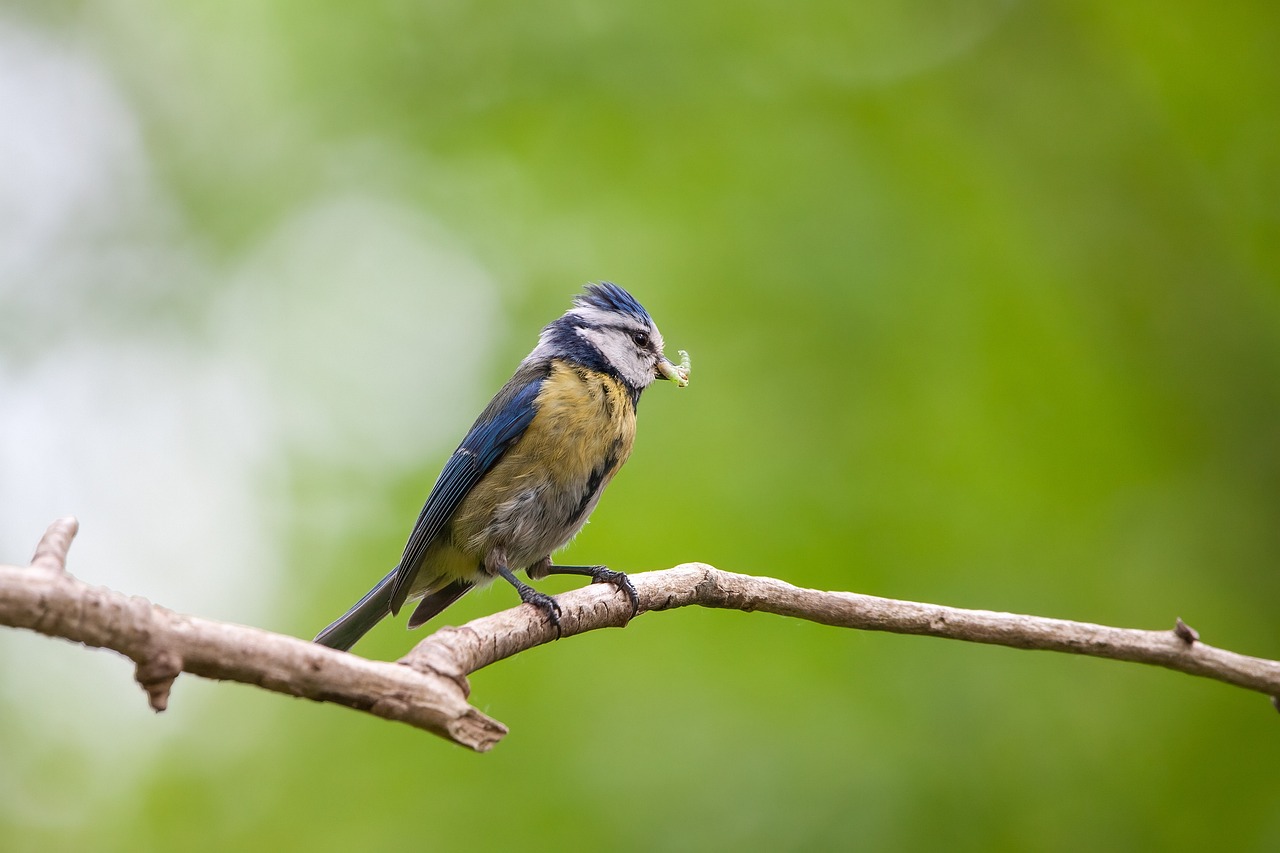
315, 282, 690, 651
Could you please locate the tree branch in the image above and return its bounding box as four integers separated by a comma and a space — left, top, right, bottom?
3, 518, 1278, 752
1, 519, 506, 750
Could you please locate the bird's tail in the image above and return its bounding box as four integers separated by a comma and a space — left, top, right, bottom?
314, 567, 398, 651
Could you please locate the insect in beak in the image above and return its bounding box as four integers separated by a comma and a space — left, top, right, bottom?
656, 350, 691, 387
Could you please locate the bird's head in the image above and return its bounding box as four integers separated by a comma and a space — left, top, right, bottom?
533, 282, 689, 392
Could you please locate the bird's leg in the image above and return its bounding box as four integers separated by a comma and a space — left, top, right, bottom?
528, 558, 639, 618
491, 553, 562, 638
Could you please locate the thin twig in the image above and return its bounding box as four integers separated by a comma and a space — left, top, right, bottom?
405, 565, 1280, 700
3, 519, 1279, 753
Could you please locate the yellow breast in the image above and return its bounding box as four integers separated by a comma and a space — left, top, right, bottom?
447, 361, 637, 568
523, 362, 636, 481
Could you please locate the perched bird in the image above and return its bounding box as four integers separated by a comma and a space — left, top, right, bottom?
315, 282, 690, 651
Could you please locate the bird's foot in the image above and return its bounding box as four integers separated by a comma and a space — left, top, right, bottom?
518, 586, 563, 639
586, 567, 640, 618
539, 563, 639, 619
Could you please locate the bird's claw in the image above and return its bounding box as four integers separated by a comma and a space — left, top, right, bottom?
590, 567, 640, 619
520, 588, 563, 639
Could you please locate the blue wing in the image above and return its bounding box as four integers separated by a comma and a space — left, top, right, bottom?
387, 368, 546, 614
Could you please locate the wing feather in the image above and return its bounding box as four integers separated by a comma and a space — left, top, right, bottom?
387, 367, 546, 614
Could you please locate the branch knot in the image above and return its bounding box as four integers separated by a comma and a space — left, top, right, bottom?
134, 648, 183, 712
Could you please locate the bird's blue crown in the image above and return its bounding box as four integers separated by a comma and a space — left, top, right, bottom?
575, 282, 652, 324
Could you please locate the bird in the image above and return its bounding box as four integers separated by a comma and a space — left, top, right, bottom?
314, 282, 690, 651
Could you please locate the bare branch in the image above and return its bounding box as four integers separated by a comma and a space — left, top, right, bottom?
3, 519, 1279, 753
407, 564, 1280, 702
0, 519, 506, 750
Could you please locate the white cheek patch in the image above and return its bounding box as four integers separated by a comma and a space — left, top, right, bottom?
575, 326, 654, 389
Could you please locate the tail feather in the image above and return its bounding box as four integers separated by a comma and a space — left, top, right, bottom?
407, 579, 474, 629
314, 567, 398, 651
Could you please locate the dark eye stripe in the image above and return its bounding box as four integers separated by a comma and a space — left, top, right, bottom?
596, 322, 652, 346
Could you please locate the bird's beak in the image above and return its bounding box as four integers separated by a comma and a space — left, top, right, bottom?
656, 350, 691, 387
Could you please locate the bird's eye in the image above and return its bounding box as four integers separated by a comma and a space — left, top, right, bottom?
631, 330, 650, 347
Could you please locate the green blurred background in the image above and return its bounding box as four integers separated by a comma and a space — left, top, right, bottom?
2, 1, 1279, 850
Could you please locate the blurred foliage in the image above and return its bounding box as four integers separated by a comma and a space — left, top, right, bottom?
3, 0, 1280, 850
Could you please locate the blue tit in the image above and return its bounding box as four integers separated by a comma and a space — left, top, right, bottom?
315, 282, 690, 651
